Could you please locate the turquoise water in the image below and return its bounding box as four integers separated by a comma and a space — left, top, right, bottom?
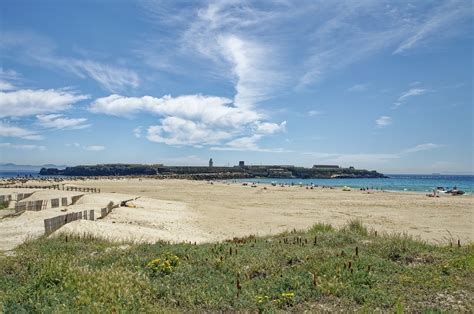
1, 172, 472, 194
234, 175, 474, 194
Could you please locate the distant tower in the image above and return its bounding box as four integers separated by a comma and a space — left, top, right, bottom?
239, 161, 245, 168
209, 158, 213, 167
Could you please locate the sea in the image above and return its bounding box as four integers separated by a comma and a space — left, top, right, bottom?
235, 175, 474, 194
0, 171, 472, 194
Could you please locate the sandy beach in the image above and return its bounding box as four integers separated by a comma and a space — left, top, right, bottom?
1, 178, 472, 251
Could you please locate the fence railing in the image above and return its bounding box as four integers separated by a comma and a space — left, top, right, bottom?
2, 185, 61, 190
15, 200, 47, 212
1, 185, 100, 193
0, 193, 34, 203
0, 194, 12, 203
65, 186, 100, 193
44, 210, 95, 234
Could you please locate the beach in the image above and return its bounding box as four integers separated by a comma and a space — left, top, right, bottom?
1, 178, 472, 251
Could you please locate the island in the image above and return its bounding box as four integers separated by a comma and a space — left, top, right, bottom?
40, 162, 386, 179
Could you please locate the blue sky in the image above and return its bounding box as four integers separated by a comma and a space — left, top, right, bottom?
0, 0, 472, 174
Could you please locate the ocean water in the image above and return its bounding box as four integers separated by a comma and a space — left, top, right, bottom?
235, 175, 474, 194
0, 171, 41, 178
1, 171, 472, 194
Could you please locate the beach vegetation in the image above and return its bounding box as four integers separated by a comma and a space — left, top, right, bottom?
0, 221, 472, 312
0, 201, 9, 210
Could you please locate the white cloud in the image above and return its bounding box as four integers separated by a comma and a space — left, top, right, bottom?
347, 83, 369, 92
0, 122, 43, 140
133, 126, 142, 138
147, 117, 233, 146
255, 121, 286, 134
0, 80, 15, 91
215, 34, 282, 108
308, 110, 323, 117
83, 145, 105, 151
144, 1, 285, 108
375, 116, 392, 127
91, 93, 284, 148
66, 142, 81, 148
36, 114, 90, 130
0, 142, 45, 150
0, 89, 89, 118
402, 143, 444, 154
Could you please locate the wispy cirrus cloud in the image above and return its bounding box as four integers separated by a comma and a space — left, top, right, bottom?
296, 0, 471, 87
0, 68, 21, 91
0, 81, 16, 91
0, 142, 45, 150
36, 114, 90, 130
393, 0, 471, 55
392, 87, 428, 109
347, 83, 369, 92
402, 143, 444, 154
308, 110, 324, 117
0, 121, 43, 140
1, 31, 139, 92
141, 1, 287, 108
133, 126, 143, 138
66, 143, 105, 151
0, 88, 88, 118
303, 142, 445, 165
83, 145, 105, 151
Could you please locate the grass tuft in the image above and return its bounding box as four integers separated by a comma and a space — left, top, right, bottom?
343, 219, 369, 236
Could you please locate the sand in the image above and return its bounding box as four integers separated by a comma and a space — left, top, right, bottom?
0, 178, 472, 251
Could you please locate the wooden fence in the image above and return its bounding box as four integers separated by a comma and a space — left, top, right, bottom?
0, 193, 33, 203
17, 193, 34, 201
1, 185, 100, 193
15, 200, 47, 212
0, 194, 12, 203
51, 198, 60, 208
65, 186, 100, 193
71, 195, 84, 205
44, 210, 95, 234
2, 185, 61, 190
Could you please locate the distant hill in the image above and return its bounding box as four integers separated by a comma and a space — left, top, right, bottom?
0, 163, 69, 172
40, 163, 386, 179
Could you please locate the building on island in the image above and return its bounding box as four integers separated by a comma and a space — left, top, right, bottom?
312, 165, 340, 169
209, 158, 213, 167
239, 161, 245, 168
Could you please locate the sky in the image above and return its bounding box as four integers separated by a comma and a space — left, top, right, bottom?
0, 0, 473, 174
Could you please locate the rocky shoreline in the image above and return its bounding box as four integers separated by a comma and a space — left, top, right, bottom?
39, 164, 386, 180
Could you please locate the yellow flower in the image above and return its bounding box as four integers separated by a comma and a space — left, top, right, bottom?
281, 292, 295, 298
